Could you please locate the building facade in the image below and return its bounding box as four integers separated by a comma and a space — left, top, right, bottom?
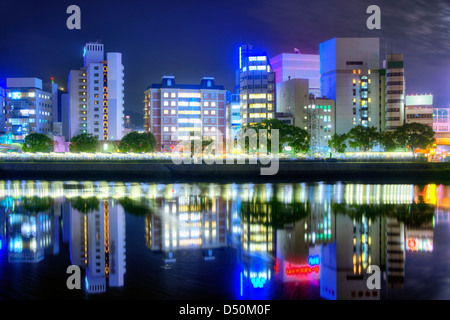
226, 91, 240, 152
0, 87, 5, 134
382, 54, 406, 130
270, 51, 320, 113
68, 42, 125, 141
276, 78, 335, 155
144, 76, 226, 152
405, 94, 433, 127
238, 45, 276, 126
433, 107, 450, 132
4, 78, 56, 142
320, 38, 380, 135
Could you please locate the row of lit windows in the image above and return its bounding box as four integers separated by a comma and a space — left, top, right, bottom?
249, 56, 267, 62
178, 92, 201, 98
249, 93, 267, 99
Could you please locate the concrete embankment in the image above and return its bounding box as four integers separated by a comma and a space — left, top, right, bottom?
0, 161, 449, 183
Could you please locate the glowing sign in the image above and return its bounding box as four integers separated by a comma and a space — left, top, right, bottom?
11, 92, 21, 99
308, 255, 320, 266
407, 237, 433, 252
250, 276, 266, 288
239, 46, 242, 69
285, 264, 320, 276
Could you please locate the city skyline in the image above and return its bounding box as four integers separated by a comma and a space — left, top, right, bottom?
0, 0, 448, 124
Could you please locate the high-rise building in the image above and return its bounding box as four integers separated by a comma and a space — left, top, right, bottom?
270, 51, 320, 113
382, 54, 406, 130
226, 91, 240, 153
4, 78, 57, 142
68, 42, 125, 141
70, 199, 126, 293
144, 75, 226, 152
320, 38, 380, 135
238, 44, 276, 126
277, 78, 336, 155
0, 87, 5, 134
405, 94, 433, 127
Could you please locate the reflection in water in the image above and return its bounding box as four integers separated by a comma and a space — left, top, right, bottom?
0, 180, 448, 299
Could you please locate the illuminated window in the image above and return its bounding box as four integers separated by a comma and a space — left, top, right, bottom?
178, 92, 201, 98
211, 102, 216, 107
211, 110, 216, 115
171, 110, 176, 115
171, 101, 176, 106
171, 93, 176, 98
267, 94, 273, 101
204, 110, 209, 115
249, 93, 267, 99
204, 102, 209, 107
163, 92, 169, 98
249, 103, 266, 109
164, 127, 169, 132
163, 101, 169, 106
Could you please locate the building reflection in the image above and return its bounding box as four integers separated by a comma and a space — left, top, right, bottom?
70, 197, 126, 293
145, 184, 227, 263
0, 180, 445, 299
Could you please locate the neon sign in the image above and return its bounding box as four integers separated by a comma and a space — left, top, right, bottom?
250, 276, 266, 288
285, 264, 320, 276
407, 237, 433, 252
308, 255, 320, 266
11, 92, 21, 99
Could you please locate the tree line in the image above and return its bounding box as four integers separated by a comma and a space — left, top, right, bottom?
21, 131, 158, 153
328, 123, 435, 155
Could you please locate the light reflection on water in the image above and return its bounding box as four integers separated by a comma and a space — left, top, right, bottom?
0, 180, 449, 300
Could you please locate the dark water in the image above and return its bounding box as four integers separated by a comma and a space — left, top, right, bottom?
0, 180, 449, 300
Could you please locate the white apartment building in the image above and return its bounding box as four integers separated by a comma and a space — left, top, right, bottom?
320, 38, 381, 135
68, 42, 125, 141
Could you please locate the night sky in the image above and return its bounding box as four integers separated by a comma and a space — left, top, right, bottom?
0, 0, 449, 125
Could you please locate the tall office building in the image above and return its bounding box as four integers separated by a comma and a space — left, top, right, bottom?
144, 76, 226, 152
226, 90, 240, 152
405, 94, 433, 127
4, 78, 57, 142
0, 87, 5, 134
270, 51, 320, 113
277, 78, 336, 154
381, 54, 405, 130
320, 38, 380, 135
238, 44, 276, 126
68, 42, 125, 141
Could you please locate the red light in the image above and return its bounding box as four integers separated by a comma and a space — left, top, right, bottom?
407, 238, 417, 250
285, 264, 320, 276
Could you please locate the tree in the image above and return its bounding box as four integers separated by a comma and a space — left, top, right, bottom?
69, 133, 98, 153
285, 125, 310, 154
347, 125, 379, 151
243, 119, 289, 153
118, 131, 157, 153
328, 133, 348, 154
395, 123, 435, 156
22, 133, 53, 152
379, 130, 399, 152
